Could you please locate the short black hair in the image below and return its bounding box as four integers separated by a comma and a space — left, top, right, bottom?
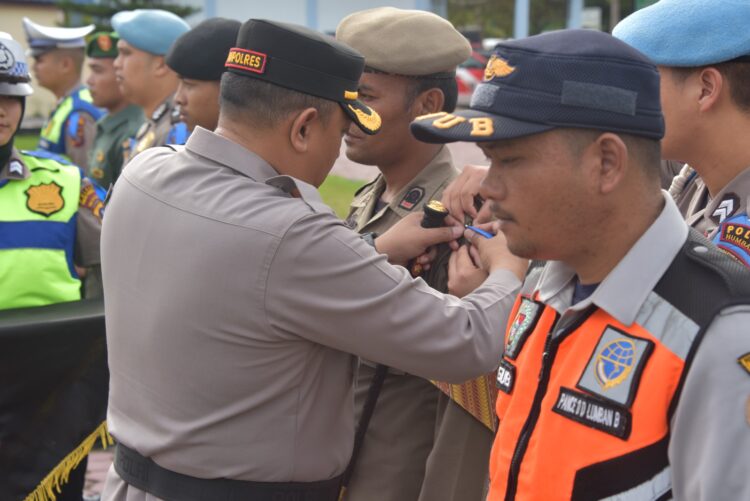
405, 75, 458, 113
671, 62, 750, 112
219, 72, 337, 129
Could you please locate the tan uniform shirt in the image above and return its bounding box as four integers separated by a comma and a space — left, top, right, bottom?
122, 95, 177, 165
346, 146, 457, 290
670, 164, 750, 266
100, 127, 520, 497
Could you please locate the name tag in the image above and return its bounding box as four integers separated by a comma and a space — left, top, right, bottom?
552, 387, 631, 439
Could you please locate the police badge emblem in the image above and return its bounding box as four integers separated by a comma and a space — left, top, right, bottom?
505, 298, 541, 359
26, 182, 64, 217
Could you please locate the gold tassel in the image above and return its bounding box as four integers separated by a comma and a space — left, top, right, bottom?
24, 420, 114, 501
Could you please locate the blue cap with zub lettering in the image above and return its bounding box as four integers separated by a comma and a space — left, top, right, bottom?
410, 29, 664, 143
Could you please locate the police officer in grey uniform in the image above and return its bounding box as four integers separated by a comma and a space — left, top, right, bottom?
100, 19, 526, 501
111, 9, 189, 163
615, 0, 750, 267
336, 8, 494, 501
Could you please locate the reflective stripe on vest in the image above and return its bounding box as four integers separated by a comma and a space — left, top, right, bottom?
488, 289, 700, 501
38, 88, 103, 154
0, 153, 82, 310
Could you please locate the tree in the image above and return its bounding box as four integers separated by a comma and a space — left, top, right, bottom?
57, 0, 200, 31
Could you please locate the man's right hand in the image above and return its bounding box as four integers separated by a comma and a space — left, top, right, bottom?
441, 164, 491, 223
374, 212, 463, 267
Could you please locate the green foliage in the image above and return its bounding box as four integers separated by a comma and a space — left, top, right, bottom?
15, 133, 39, 152
56, 0, 200, 31
319, 175, 367, 219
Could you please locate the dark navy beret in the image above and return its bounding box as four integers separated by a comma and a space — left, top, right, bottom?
225, 19, 381, 135
614, 0, 750, 66
112, 9, 189, 56
166, 18, 240, 81
411, 29, 664, 143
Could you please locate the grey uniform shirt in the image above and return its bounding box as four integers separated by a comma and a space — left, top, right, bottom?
101, 127, 520, 496
524, 192, 750, 500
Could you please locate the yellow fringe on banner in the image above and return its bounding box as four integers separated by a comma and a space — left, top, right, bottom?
25, 420, 114, 501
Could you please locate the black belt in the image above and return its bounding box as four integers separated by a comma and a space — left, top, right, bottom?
114, 442, 343, 501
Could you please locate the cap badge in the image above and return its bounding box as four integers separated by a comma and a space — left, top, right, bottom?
483, 55, 515, 81
226, 48, 267, 75
347, 104, 381, 134
25, 182, 65, 217
97, 34, 112, 52
344, 90, 358, 100
0, 42, 15, 72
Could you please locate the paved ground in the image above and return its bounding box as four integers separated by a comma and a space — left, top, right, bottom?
82, 138, 487, 497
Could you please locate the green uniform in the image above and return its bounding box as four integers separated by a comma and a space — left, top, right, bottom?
344, 147, 493, 501
87, 104, 144, 188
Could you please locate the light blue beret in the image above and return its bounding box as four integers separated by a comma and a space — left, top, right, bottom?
613, 0, 750, 67
112, 9, 190, 56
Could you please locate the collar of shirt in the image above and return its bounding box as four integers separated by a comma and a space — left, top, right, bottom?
97, 104, 143, 134
184, 127, 328, 211
535, 191, 688, 326
0, 148, 30, 181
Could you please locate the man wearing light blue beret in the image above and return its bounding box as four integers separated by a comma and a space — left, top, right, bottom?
111, 9, 189, 163
615, 0, 750, 265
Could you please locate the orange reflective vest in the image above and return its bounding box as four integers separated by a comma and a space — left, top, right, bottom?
487, 236, 747, 501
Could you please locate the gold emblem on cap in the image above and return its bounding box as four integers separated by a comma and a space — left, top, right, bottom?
344, 90, 358, 100
26, 182, 64, 217
97, 34, 112, 52
484, 55, 516, 81
348, 105, 382, 133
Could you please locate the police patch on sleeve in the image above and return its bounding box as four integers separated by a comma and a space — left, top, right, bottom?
714, 214, 750, 267
496, 358, 515, 394
505, 297, 542, 360
577, 326, 653, 407
552, 387, 631, 439
738, 353, 750, 377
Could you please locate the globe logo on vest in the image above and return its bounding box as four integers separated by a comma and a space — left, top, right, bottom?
595, 338, 636, 390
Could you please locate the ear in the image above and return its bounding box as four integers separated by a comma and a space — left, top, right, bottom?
590, 133, 628, 195
697, 67, 724, 112
152, 55, 170, 77
410, 87, 445, 117
289, 107, 320, 153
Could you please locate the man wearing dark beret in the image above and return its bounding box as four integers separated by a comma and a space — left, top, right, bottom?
100, 18, 525, 501
85, 31, 144, 189
166, 18, 240, 134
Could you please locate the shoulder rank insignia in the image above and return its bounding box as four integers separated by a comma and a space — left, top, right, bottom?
151, 102, 168, 122
26, 182, 64, 217
738, 353, 750, 376
505, 297, 542, 359
711, 193, 739, 224
135, 131, 156, 153
577, 326, 653, 407
8, 160, 25, 178
398, 186, 425, 211
484, 54, 516, 81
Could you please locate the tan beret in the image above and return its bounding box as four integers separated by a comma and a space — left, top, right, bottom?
336, 7, 471, 76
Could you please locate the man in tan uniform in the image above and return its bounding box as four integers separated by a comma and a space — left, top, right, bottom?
100, 19, 526, 501
337, 9, 494, 500
111, 9, 189, 163
614, 0, 750, 266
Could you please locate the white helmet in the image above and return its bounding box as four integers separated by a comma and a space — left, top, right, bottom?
0, 33, 33, 97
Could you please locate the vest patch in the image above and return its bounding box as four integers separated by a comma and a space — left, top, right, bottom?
496, 358, 515, 394
25, 182, 65, 217
505, 298, 542, 360
577, 326, 653, 407
739, 352, 750, 377
552, 387, 631, 439
398, 187, 425, 211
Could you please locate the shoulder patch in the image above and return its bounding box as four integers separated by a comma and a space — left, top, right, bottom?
711, 193, 740, 224
67, 112, 87, 147
505, 297, 543, 359
398, 186, 425, 211
714, 214, 750, 267
739, 353, 750, 376
577, 326, 653, 407
79, 181, 104, 221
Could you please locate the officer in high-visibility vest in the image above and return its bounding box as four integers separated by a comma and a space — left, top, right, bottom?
0, 31, 104, 500
22, 17, 104, 170
412, 28, 750, 501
